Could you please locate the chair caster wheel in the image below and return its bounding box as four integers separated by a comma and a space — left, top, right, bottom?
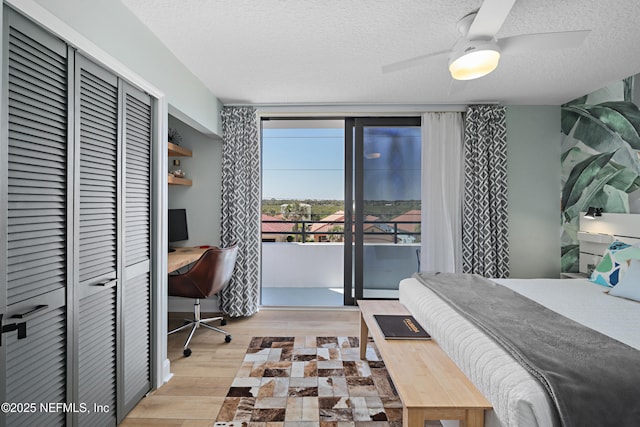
183, 348, 192, 357
220, 319, 227, 326
225, 335, 232, 343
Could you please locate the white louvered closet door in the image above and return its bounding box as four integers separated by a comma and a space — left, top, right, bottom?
1, 9, 69, 427
74, 55, 119, 427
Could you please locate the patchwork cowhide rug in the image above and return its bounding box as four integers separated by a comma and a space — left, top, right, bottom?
214, 336, 435, 427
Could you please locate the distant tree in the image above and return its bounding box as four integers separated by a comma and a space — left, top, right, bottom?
328, 225, 344, 242
282, 201, 311, 242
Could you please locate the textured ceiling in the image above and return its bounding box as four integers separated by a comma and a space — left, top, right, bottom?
120, 0, 640, 106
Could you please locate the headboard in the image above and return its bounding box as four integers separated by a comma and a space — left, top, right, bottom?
578, 213, 640, 274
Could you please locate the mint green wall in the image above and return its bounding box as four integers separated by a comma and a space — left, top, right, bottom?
23, 0, 222, 136
506, 106, 562, 278
167, 117, 223, 248
167, 117, 223, 312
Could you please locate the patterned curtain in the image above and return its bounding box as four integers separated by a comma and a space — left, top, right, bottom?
219, 106, 261, 317
462, 105, 510, 278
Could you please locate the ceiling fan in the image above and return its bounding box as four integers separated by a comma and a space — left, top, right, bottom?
382, 0, 590, 80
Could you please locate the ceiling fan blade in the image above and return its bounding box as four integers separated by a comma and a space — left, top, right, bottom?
467, 0, 517, 38
381, 49, 449, 73
498, 30, 590, 54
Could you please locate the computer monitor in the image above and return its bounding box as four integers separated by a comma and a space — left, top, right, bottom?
168, 208, 189, 245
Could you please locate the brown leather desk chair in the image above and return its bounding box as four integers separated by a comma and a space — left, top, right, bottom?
168, 244, 238, 357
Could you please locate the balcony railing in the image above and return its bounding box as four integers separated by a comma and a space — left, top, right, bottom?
262, 219, 420, 243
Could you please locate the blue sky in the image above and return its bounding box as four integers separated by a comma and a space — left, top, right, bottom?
261, 124, 421, 201
262, 127, 345, 200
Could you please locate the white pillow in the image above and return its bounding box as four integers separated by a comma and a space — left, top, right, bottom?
609, 259, 640, 302
613, 244, 640, 264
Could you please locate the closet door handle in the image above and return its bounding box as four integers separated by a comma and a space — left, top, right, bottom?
11, 304, 49, 319
95, 279, 118, 288
0, 314, 27, 346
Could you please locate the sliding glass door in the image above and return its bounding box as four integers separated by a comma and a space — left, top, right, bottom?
345, 118, 422, 302
260, 117, 420, 306
261, 119, 346, 306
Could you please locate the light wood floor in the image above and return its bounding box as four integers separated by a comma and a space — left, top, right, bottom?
121, 308, 361, 426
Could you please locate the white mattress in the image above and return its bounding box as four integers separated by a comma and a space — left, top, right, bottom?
398, 277, 640, 427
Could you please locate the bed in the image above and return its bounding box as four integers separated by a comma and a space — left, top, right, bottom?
398, 213, 640, 427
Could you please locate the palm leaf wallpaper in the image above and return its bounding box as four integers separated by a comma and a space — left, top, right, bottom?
561, 75, 640, 272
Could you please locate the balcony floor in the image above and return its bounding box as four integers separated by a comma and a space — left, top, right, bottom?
260, 287, 398, 307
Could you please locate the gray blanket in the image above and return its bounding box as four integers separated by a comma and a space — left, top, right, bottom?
414, 272, 640, 427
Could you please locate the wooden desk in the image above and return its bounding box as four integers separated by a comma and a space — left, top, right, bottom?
167, 246, 209, 273
358, 300, 491, 427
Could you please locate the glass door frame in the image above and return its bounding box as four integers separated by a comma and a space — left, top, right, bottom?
343, 117, 422, 304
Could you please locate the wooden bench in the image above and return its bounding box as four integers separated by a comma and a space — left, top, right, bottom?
358, 300, 491, 427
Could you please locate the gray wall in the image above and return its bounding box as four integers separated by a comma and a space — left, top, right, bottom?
506, 106, 561, 278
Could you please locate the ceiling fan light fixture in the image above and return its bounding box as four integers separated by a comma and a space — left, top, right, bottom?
448, 40, 501, 80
